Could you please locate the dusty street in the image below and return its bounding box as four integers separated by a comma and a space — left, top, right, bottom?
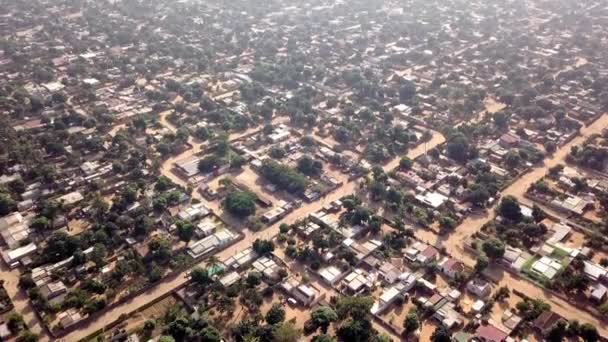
11, 113, 608, 342
57, 123, 445, 341
429, 113, 608, 334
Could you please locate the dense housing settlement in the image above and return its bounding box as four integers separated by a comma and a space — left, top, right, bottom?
1, 0, 608, 341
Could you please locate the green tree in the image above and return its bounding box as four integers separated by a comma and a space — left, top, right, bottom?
190, 267, 212, 287
497, 196, 523, 222
30, 216, 50, 230
0, 193, 16, 215
311, 306, 338, 333
532, 204, 546, 223
273, 322, 302, 342
297, 156, 323, 176
493, 286, 511, 302
399, 157, 413, 170
270, 146, 287, 159
430, 325, 452, 342
446, 132, 472, 163
230, 154, 246, 169
246, 271, 262, 288
335, 297, 374, 342
579, 323, 599, 342
265, 303, 286, 325
311, 334, 335, 342
201, 326, 221, 342
176, 221, 195, 242
223, 191, 257, 218
90, 243, 107, 268
43, 231, 79, 263
403, 310, 419, 334
546, 319, 567, 342
399, 81, 416, 102
475, 254, 489, 273
149, 237, 172, 262
7, 312, 25, 334
18, 331, 39, 342
516, 298, 550, 321
198, 155, 221, 173
439, 216, 456, 231
482, 239, 505, 260
505, 150, 522, 169
146, 262, 163, 283
252, 239, 275, 255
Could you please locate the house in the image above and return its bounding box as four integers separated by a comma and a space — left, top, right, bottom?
0, 322, 11, 340
195, 218, 218, 238
590, 282, 607, 303
341, 269, 374, 295
40, 280, 68, 300
57, 191, 84, 206
177, 203, 210, 221
219, 271, 240, 287
378, 261, 401, 284
224, 247, 258, 270
318, 265, 345, 285
433, 301, 463, 328
499, 132, 520, 148
261, 206, 286, 224
440, 257, 465, 278
418, 245, 439, 264
583, 261, 607, 282
371, 282, 409, 315
467, 278, 492, 297
187, 229, 235, 259
415, 191, 448, 209
58, 308, 83, 329
475, 323, 508, 342
533, 310, 563, 335
280, 277, 325, 307
2, 242, 37, 268
550, 195, 592, 216
0, 212, 31, 249
252, 256, 282, 282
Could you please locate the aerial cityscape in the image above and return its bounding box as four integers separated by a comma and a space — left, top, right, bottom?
1, 0, 608, 341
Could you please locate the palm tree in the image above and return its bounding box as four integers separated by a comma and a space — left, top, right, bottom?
242, 334, 260, 342
206, 256, 221, 271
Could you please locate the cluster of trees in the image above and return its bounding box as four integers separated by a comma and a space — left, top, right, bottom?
223, 191, 257, 218
330, 296, 391, 342
567, 141, 608, 172
297, 156, 323, 177
341, 195, 382, 233
259, 160, 308, 193
156, 305, 223, 342
197, 136, 244, 173
552, 256, 590, 294
515, 298, 600, 341
491, 196, 548, 247
5, 312, 38, 342
446, 131, 477, 164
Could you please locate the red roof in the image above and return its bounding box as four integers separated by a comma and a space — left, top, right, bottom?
443, 258, 465, 273
476, 324, 508, 342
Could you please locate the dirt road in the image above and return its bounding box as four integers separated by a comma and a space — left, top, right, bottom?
431, 113, 608, 334
50, 113, 608, 340
59, 122, 445, 341
0, 259, 49, 340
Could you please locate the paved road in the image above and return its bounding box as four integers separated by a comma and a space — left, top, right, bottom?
59, 124, 445, 341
